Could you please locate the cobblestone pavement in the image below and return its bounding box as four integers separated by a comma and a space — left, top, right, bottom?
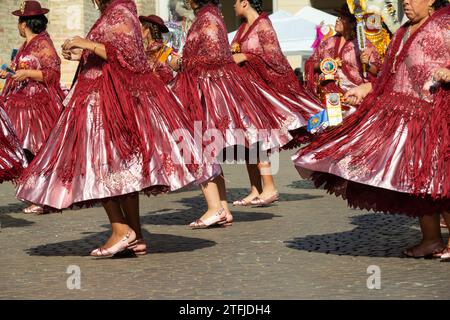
0, 152, 449, 299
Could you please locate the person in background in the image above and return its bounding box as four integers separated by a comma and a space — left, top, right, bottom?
304, 4, 382, 115
293, 1, 449, 260
139, 14, 175, 84
16, 0, 220, 257
0, 1, 65, 214
231, 0, 323, 206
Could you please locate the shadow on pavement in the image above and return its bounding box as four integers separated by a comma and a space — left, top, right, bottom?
286, 180, 317, 190
0, 202, 25, 214
227, 188, 322, 202
284, 213, 448, 258
141, 189, 322, 226
0, 212, 35, 229
26, 229, 216, 257
141, 208, 278, 226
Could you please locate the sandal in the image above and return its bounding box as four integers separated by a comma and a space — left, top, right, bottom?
128, 239, 147, 256
403, 242, 445, 259
189, 208, 226, 229
218, 211, 233, 227
90, 230, 136, 258
233, 196, 257, 206
23, 204, 47, 215
250, 193, 279, 206
440, 248, 450, 262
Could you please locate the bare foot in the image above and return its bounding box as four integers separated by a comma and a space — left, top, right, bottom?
222, 208, 233, 226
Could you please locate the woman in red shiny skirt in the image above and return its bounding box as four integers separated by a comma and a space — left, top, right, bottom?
16, 0, 219, 257
231, 0, 323, 207
172, 0, 309, 228
0, 1, 65, 214
139, 14, 175, 84
293, 3, 450, 260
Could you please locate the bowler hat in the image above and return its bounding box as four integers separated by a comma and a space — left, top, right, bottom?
139, 15, 169, 33
12, 1, 49, 17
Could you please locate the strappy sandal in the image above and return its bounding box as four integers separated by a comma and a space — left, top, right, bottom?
90, 230, 137, 258
23, 204, 47, 215
250, 193, 279, 206
440, 248, 450, 262
233, 197, 256, 206
218, 211, 233, 227
128, 239, 147, 256
189, 208, 226, 229
403, 242, 445, 259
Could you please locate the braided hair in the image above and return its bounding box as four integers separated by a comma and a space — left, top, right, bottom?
246, 0, 263, 14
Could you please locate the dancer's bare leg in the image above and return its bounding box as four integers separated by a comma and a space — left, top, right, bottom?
102, 199, 133, 248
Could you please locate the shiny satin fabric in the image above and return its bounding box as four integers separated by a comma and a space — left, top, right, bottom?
0, 104, 27, 183
16, 0, 220, 210
293, 7, 450, 217
232, 12, 323, 120
172, 4, 310, 154
174, 65, 306, 152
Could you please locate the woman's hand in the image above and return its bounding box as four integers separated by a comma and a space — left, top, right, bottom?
360, 50, 370, 65
11, 69, 29, 82
62, 50, 71, 61
62, 36, 91, 51
232, 53, 247, 65
344, 83, 373, 105
63, 37, 106, 60
62, 48, 82, 61
433, 67, 450, 83
168, 54, 181, 71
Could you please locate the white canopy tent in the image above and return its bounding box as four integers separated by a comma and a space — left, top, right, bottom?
295, 6, 337, 27
228, 6, 337, 56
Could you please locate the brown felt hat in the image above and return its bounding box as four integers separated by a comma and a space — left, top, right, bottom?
12, 1, 49, 17
139, 15, 169, 33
